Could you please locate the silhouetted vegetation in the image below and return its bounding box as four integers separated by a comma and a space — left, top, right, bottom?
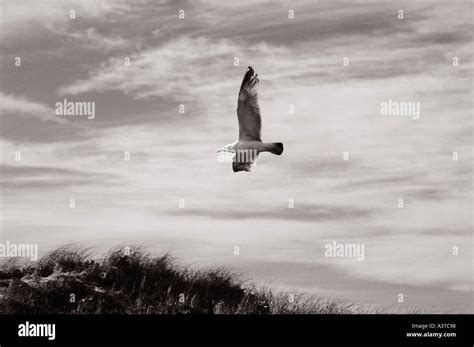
0, 245, 382, 314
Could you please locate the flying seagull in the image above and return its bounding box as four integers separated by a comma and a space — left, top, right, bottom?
217, 66, 284, 172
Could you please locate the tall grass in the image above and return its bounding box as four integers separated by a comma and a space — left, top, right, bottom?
0, 245, 377, 314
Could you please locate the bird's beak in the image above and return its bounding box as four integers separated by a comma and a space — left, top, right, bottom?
216, 149, 223, 153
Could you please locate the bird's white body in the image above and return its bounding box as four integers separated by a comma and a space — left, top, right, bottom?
226, 140, 271, 153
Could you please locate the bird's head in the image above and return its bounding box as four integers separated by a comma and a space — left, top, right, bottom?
216, 144, 234, 153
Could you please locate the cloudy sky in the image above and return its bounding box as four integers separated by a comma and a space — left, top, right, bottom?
0, 0, 472, 312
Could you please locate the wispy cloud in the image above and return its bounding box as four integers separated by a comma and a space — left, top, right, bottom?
0, 164, 118, 189
0, 92, 64, 123
167, 202, 372, 222
0, 0, 133, 38
58, 36, 287, 100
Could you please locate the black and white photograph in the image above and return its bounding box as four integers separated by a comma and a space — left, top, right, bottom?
0, 0, 472, 345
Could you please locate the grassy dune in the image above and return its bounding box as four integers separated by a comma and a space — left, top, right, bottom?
0, 245, 382, 314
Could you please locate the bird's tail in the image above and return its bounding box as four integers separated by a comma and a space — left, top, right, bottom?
263, 142, 284, 155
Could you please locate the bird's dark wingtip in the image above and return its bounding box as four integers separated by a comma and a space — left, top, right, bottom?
240, 66, 255, 91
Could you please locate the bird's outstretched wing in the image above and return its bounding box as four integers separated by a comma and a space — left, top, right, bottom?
237, 66, 262, 142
